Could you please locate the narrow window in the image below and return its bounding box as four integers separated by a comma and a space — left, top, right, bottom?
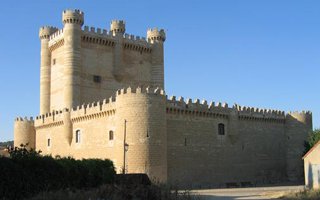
184, 138, 187, 146
218, 123, 225, 135
52, 59, 56, 65
109, 130, 114, 141
76, 130, 81, 143
93, 75, 101, 83
47, 138, 51, 147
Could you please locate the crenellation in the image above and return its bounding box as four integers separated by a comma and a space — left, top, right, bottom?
15, 117, 34, 122
14, 9, 313, 187
39, 26, 59, 39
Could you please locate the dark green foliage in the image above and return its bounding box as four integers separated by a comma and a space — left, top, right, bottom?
305, 129, 320, 153
0, 145, 115, 200
28, 183, 199, 200
0, 141, 13, 148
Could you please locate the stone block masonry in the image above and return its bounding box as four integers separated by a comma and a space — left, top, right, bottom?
14, 9, 312, 188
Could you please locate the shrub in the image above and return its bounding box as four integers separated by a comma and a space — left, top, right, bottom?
0, 145, 115, 200
305, 129, 320, 153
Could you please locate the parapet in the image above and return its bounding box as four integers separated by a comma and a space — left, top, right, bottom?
116, 86, 166, 96
15, 117, 34, 123
110, 20, 125, 35
39, 26, 59, 39
62, 9, 84, 26
167, 95, 230, 117
287, 110, 313, 126
147, 28, 166, 42
235, 104, 285, 120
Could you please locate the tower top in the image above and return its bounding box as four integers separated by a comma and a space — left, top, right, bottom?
39, 26, 59, 39
147, 28, 166, 42
62, 9, 84, 26
110, 20, 125, 35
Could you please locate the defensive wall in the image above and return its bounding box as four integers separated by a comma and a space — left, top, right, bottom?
14, 86, 312, 187
14, 9, 313, 188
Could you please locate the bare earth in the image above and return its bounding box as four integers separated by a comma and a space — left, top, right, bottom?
192, 185, 304, 200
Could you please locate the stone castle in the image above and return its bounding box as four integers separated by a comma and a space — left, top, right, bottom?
14, 9, 313, 187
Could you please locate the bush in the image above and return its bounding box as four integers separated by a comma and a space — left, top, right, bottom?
305, 129, 320, 153
0, 145, 115, 200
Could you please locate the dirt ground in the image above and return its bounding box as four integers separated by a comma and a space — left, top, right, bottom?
192, 185, 304, 200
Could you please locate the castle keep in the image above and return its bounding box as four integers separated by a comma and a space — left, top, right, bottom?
14, 9, 312, 187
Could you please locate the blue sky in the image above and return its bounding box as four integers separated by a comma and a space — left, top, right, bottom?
0, 0, 319, 141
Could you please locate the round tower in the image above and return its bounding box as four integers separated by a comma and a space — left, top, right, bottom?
110, 20, 126, 36
62, 9, 84, 109
14, 117, 36, 150
285, 111, 313, 182
39, 26, 58, 115
115, 87, 167, 182
147, 28, 166, 89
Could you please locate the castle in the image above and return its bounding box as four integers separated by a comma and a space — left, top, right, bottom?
14, 9, 313, 188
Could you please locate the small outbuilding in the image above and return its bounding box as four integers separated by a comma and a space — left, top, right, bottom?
303, 141, 320, 189
0, 147, 9, 157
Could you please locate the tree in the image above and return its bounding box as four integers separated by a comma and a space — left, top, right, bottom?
305, 129, 320, 153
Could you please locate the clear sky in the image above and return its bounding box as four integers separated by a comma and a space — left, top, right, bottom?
0, 0, 319, 142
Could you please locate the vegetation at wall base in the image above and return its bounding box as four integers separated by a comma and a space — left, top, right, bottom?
305, 129, 320, 153
27, 184, 199, 200
0, 144, 115, 200
280, 189, 320, 200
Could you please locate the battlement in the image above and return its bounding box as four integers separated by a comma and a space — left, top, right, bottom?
288, 110, 312, 115
15, 117, 34, 122
147, 28, 166, 42
39, 26, 59, 39
116, 86, 166, 96
166, 96, 288, 122
167, 95, 230, 117
71, 96, 116, 120
62, 9, 84, 26
49, 29, 64, 40
235, 104, 285, 119
48, 29, 64, 49
110, 20, 125, 35
83, 26, 112, 36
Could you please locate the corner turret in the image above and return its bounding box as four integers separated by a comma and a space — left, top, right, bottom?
14, 117, 35, 150
39, 26, 58, 115
110, 20, 126, 36
115, 86, 167, 182
147, 28, 166, 88
39, 26, 58, 39
62, 9, 84, 26
285, 110, 313, 182
147, 28, 166, 43
62, 9, 84, 109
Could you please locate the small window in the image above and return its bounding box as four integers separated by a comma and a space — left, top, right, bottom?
218, 123, 225, 135
52, 59, 56, 65
47, 138, 51, 147
76, 130, 81, 143
93, 75, 101, 83
109, 130, 114, 141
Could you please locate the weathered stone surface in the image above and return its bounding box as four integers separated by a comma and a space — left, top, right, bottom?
14, 9, 312, 187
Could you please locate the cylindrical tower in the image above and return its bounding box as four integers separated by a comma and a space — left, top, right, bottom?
39, 26, 58, 114
115, 87, 167, 182
111, 20, 125, 81
14, 117, 36, 150
147, 28, 166, 88
62, 9, 84, 109
285, 111, 313, 182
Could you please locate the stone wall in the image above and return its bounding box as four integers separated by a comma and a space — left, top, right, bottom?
165, 97, 310, 188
